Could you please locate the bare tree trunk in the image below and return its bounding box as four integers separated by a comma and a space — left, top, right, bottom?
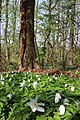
11, 0, 17, 62
34, 0, 39, 62
5, 0, 9, 62
18, 0, 27, 70
12, 0, 17, 44
0, 0, 2, 63
70, 0, 76, 65
18, 0, 36, 70
25, 0, 35, 69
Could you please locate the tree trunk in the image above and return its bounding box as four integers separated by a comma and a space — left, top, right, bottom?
19, 0, 36, 70
0, 0, 2, 63
34, 0, 39, 63
12, 0, 17, 44
5, 0, 9, 62
70, 0, 76, 65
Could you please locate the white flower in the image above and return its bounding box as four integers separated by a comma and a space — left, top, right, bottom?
6, 74, 9, 77
49, 78, 52, 82
28, 79, 30, 82
63, 98, 69, 105
9, 78, 12, 81
55, 77, 57, 80
71, 86, 75, 91
65, 84, 67, 87
55, 93, 61, 99
11, 75, 14, 77
75, 100, 80, 110
59, 105, 65, 115
38, 78, 40, 81
12, 83, 14, 86
7, 93, 12, 100
0, 81, 4, 85
11, 71, 14, 73
55, 96, 60, 103
0, 75, 4, 80
55, 93, 61, 103
27, 96, 45, 112
33, 81, 38, 89
36, 75, 40, 78
20, 80, 26, 87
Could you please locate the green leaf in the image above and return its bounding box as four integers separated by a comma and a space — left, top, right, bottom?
64, 115, 72, 120
53, 112, 61, 120
47, 116, 53, 120
0, 102, 3, 108
36, 115, 47, 120
45, 107, 53, 116
66, 106, 77, 114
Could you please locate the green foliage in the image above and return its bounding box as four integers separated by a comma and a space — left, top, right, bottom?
6, 65, 17, 71
56, 66, 77, 70
0, 71, 80, 120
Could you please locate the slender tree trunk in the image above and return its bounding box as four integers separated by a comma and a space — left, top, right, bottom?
62, 23, 66, 69
70, 0, 76, 65
5, 0, 9, 62
12, 0, 17, 44
11, 0, 17, 62
47, 0, 51, 64
0, 0, 2, 63
34, 0, 39, 62
18, 0, 27, 70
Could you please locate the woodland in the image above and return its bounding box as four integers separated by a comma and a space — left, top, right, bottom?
0, 0, 80, 71
0, 0, 80, 120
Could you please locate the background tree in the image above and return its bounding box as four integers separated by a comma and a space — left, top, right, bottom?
4, 0, 9, 63
0, 0, 2, 63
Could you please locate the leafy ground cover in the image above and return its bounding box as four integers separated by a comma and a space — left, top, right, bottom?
0, 71, 80, 120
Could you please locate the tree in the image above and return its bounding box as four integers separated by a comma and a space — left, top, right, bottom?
18, 0, 36, 71
0, 0, 2, 63
69, 0, 76, 65
4, 0, 9, 62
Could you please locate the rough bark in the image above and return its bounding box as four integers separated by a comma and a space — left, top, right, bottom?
18, 0, 27, 70
0, 0, 2, 63
19, 0, 36, 70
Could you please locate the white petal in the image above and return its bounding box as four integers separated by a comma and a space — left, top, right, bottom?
35, 96, 38, 102
7, 94, 12, 100
59, 105, 65, 115
71, 86, 74, 91
38, 103, 45, 106
38, 78, 40, 81
23, 80, 26, 84
37, 106, 45, 112
55, 96, 60, 103
30, 98, 34, 101
31, 107, 37, 112
55, 93, 61, 99
33, 81, 38, 89
1, 81, 4, 85
65, 84, 67, 87
27, 102, 32, 106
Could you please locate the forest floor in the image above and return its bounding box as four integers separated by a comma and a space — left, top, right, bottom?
0, 68, 80, 78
